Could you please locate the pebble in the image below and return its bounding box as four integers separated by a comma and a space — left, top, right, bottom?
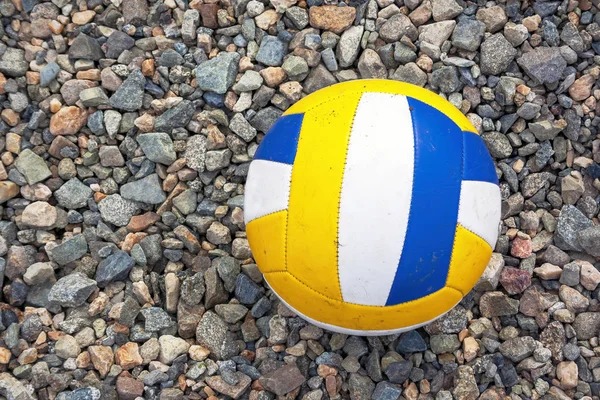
0, 0, 594, 396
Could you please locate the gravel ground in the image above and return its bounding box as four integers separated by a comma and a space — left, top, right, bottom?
0, 0, 599, 399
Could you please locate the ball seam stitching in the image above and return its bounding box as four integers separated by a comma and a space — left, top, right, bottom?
334, 93, 363, 303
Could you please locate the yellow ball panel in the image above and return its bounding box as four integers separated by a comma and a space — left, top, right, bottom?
446, 224, 493, 296
263, 270, 463, 332
285, 91, 363, 302
284, 79, 477, 134
246, 210, 288, 273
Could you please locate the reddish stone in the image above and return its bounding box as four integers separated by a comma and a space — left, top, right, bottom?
116, 376, 143, 400
199, 4, 219, 29
309, 5, 356, 34
127, 212, 160, 232
50, 106, 87, 136
499, 267, 531, 295
511, 237, 532, 258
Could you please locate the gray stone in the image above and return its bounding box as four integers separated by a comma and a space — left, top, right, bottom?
54, 178, 92, 209
282, 56, 309, 79
185, 135, 207, 172
155, 100, 195, 133
235, 273, 263, 304
40, 62, 61, 87
303, 64, 336, 94
372, 381, 402, 400
0, 48, 28, 77
233, 70, 263, 92
79, 87, 109, 107
480, 33, 517, 75
393, 63, 427, 87
105, 31, 135, 59
559, 262, 580, 286
517, 47, 567, 84
555, 205, 594, 251
256, 36, 286, 67
385, 360, 413, 383
205, 149, 232, 171
573, 312, 600, 340
196, 52, 240, 94
577, 226, 600, 257
158, 49, 184, 67
481, 132, 513, 158
418, 21, 456, 47
432, 0, 463, 21
560, 22, 584, 52
196, 311, 237, 359
396, 330, 427, 354
431, 66, 462, 93
0, 373, 35, 400
141, 307, 175, 332
358, 49, 387, 79
48, 273, 97, 308
14, 149, 52, 185
109, 69, 145, 111
47, 235, 88, 265
98, 194, 140, 227
68, 34, 103, 60
430, 334, 460, 354
380, 14, 417, 42
499, 336, 537, 362
120, 174, 166, 204
348, 373, 375, 400
229, 113, 257, 142
95, 250, 135, 287
337, 26, 364, 68
137, 132, 177, 165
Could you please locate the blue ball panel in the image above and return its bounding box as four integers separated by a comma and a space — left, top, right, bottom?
462, 131, 499, 184
385, 98, 463, 306
254, 113, 303, 165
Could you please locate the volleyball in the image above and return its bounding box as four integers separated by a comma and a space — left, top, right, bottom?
243, 80, 501, 335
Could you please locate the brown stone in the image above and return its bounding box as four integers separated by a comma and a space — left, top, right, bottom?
557, 361, 578, 389
309, 5, 356, 34
72, 10, 96, 25
568, 74, 595, 101
534, 263, 562, 280
0, 72, 6, 94
199, 4, 219, 29
127, 212, 160, 232
116, 376, 144, 400
142, 59, 155, 77
100, 68, 123, 92
88, 345, 114, 378
49, 136, 79, 159
121, 232, 147, 252
1, 109, 19, 126
0, 347, 11, 364
409, 0, 432, 27
115, 342, 143, 370
0, 181, 20, 204
76, 70, 101, 80
50, 106, 87, 136
22, 201, 57, 229
134, 113, 155, 132
174, 225, 201, 253
206, 373, 252, 399
60, 79, 97, 105
260, 67, 287, 87
255, 9, 281, 30
259, 364, 306, 396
